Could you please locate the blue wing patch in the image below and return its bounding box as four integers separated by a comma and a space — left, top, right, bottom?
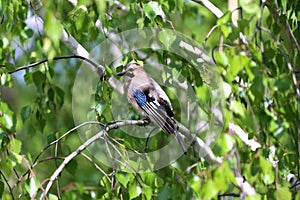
132, 88, 147, 107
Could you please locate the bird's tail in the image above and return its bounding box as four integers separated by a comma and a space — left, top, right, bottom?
173, 130, 187, 155
140, 101, 187, 154
164, 118, 187, 155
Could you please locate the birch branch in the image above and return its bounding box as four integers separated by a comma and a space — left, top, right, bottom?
38, 119, 148, 199
228, 122, 261, 151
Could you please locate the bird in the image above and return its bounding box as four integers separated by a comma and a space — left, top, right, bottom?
117, 62, 187, 155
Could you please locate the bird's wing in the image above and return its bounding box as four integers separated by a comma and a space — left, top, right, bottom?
133, 87, 187, 154
132, 87, 177, 135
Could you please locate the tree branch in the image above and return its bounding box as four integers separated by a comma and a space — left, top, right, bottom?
192, 0, 223, 18
228, 122, 261, 151
30, 0, 105, 77
8, 55, 99, 74
11, 121, 102, 192
38, 119, 147, 199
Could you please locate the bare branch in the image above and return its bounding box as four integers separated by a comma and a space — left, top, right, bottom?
39, 130, 105, 199
235, 176, 257, 197
38, 119, 147, 199
8, 55, 99, 74
192, 0, 250, 46
192, 0, 223, 18
11, 121, 102, 191
228, 122, 261, 151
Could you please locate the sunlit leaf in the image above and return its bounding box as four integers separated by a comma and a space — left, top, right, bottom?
128, 183, 142, 199
116, 172, 134, 187
143, 1, 165, 21
143, 185, 153, 200
24, 178, 40, 198
158, 29, 176, 49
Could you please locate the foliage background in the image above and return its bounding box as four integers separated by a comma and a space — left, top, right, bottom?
0, 0, 299, 199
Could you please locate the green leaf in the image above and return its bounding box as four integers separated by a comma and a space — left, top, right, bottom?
217, 12, 233, 37
0, 102, 15, 130
202, 180, 218, 199
128, 183, 142, 200
3, 113, 13, 129
276, 186, 291, 200
187, 175, 201, 194
95, 100, 107, 116
47, 88, 55, 102
259, 157, 274, 185
25, 28, 34, 38
250, 74, 265, 100
227, 55, 248, 82
32, 71, 44, 87
230, 100, 246, 118
10, 139, 22, 154
214, 134, 235, 155
154, 176, 164, 188
24, 178, 40, 198
157, 185, 171, 199
245, 194, 262, 200
217, 12, 231, 26
274, 76, 292, 91
143, 185, 153, 200
20, 105, 31, 122
116, 171, 133, 187
158, 29, 176, 49
8, 152, 23, 167
137, 18, 144, 28
0, 73, 13, 87
24, 71, 33, 85
143, 1, 165, 21
240, 0, 261, 17
215, 52, 229, 67
48, 194, 59, 200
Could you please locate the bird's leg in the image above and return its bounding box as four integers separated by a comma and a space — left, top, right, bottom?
141, 117, 151, 126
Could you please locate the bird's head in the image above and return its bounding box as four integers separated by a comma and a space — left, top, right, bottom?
117, 63, 142, 78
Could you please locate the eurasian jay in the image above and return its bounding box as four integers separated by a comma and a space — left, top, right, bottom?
117, 63, 187, 155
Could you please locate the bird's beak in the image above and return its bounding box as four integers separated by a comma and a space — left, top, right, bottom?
117, 71, 125, 76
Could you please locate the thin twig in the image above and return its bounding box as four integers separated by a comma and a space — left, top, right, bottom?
0, 170, 15, 200
39, 130, 105, 199
39, 119, 147, 199
12, 121, 102, 191
7, 55, 99, 74
81, 152, 112, 183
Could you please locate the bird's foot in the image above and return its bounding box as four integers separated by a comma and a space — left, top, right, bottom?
141, 117, 151, 126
